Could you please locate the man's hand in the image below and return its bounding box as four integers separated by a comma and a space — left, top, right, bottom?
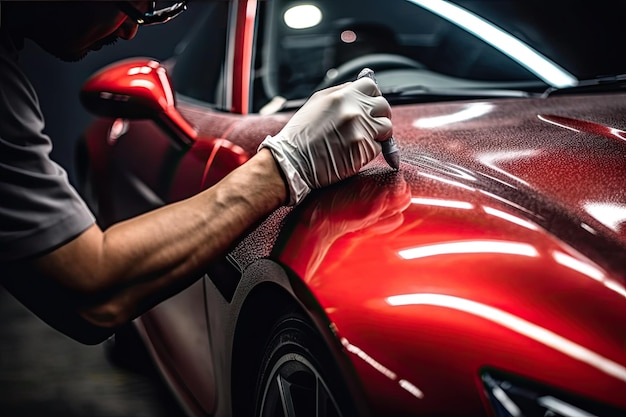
259, 78, 393, 205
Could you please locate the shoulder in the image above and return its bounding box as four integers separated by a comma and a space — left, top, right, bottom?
0, 27, 46, 147
0, 27, 95, 263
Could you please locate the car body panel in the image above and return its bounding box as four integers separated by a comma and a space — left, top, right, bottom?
81, 87, 626, 417
76, 0, 626, 415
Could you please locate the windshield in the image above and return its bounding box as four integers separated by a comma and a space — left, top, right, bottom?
254, 0, 626, 112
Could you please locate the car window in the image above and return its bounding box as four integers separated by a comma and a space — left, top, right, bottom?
252, 0, 626, 112
168, 0, 626, 113
257, 0, 542, 109
169, 0, 230, 108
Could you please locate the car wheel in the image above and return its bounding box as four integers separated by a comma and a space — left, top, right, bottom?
254, 312, 358, 417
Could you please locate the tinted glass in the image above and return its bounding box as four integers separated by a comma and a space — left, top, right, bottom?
253, 0, 626, 111
169, 1, 230, 107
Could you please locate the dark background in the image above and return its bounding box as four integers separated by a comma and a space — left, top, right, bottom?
1, 3, 210, 416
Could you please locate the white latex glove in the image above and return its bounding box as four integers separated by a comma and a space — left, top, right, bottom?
258, 77, 392, 205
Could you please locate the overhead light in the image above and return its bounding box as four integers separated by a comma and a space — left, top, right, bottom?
284, 4, 322, 29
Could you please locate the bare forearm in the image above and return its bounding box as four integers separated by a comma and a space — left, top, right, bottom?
36, 149, 286, 326
105, 149, 284, 283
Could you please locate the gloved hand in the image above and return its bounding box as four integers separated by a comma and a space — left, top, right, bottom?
258, 77, 393, 205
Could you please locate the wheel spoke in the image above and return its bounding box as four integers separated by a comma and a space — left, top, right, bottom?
316, 375, 340, 417
257, 317, 354, 417
277, 373, 297, 417
316, 375, 326, 417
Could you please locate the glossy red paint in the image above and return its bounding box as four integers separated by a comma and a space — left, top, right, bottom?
264, 94, 626, 414
231, 0, 257, 114
273, 157, 626, 414
81, 58, 198, 142
80, 62, 626, 414
76, 2, 626, 414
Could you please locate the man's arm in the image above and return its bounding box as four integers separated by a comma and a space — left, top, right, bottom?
2, 78, 391, 344
30, 149, 286, 331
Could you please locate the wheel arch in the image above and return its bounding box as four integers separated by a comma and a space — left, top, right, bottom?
230, 281, 298, 417
229, 259, 370, 417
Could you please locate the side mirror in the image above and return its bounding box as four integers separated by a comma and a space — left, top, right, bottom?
80, 57, 197, 145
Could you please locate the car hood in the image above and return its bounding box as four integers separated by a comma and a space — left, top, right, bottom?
226, 92, 626, 413
394, 92, 626, 270
248, 92, 626, 413
232, 92, 626, 279
402, 93, 624, 227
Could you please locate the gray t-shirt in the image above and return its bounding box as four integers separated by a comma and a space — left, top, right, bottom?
0, 29, 95, 262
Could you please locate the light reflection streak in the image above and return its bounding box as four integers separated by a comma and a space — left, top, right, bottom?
127, 65, 153, 75
399, 240, 539, 260
340, 338, 425, 399
411, 197, 542, 232
411, 197, 474, 210
552, 250, 626, 299
478, 150, 539, 187
340, 338, 397, 380
609, 128, 626, 142
583, 202, 626, 232
478, 190, 534, 215
406, 0, 577, 88
399, 379, 425, 399
157, 67, 174, 107
491, 384, 522, 417
476, 172, 518, 190
413, 103, 493, 128
129, 79, 155, 90
580, 223, 598, 235
552, 251, 604, 282
605, 280, 626, 298
418, 172, 475, 191
483, 206, 539, 231
537, 114, 580, 132
537, 396, 595, 417
386, 293, 626, 382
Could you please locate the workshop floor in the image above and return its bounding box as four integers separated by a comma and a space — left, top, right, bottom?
0, 287, 185, 417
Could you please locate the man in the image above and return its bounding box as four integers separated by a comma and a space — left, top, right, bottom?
0, 1, 392, 344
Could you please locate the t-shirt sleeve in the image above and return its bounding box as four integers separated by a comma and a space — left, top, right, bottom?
0, 37, 95, 262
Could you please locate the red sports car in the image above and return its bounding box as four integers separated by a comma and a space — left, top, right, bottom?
76, 0, 626, 416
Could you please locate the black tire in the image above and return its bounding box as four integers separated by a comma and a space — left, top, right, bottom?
254, 312, 359, 417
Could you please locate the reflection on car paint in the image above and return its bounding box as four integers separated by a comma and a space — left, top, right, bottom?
406, 154, 478, 182
275, 172, 412, 282
478, 190, 536, 216
398, 240, 539, 260
77, 0, 626, 414
412, 196, 541, 230
552, 250, 626, 299
418, 172, 476, 191
340, 337, 425, 400
482, 206, 539, 231
386, 293, 626, 383
410, 197, 474, 210
539, 114, 626, 143
583, 202, 626, 233
413, 102, 494, 128
477, 149, 540, 187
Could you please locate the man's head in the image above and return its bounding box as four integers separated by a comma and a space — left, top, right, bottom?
3, 1, 187, 62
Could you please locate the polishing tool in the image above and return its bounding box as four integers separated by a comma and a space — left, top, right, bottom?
357, 67, 400, 170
